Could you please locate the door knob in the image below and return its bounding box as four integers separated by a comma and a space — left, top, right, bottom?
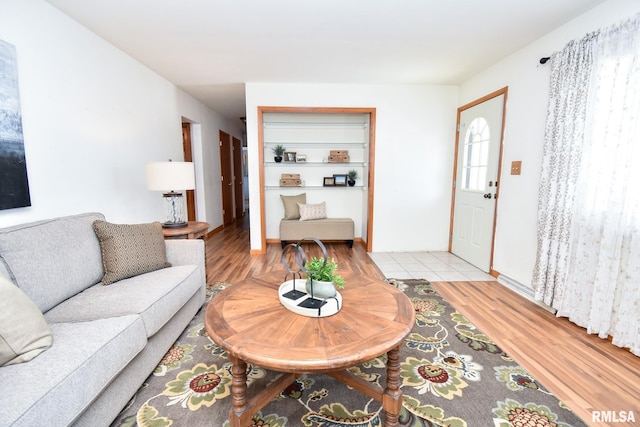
483, 193, 491, 199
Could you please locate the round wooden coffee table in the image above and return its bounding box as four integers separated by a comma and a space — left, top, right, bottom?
204, 270, 415, 427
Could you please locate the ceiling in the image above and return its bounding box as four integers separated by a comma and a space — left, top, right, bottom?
45, 0, 605, 121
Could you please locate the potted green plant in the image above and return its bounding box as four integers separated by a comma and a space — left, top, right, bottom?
347, 169, 358, 186
304, 256, 345, 298
272, 145, 286, 163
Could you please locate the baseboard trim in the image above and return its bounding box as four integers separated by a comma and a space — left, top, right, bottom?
497, 274, 556, 313
205, 224, 224, 239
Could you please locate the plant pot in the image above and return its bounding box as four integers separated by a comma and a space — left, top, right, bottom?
305, 279, 337, 299
274, 156, 283, 163
348, 178, 356, 186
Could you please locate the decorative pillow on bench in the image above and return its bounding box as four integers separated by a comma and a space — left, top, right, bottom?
297, 201, 327, 221
280, 193, 306, 220
92, 220, 171, 285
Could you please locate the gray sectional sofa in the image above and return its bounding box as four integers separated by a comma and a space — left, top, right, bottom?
0, 212, 206, 426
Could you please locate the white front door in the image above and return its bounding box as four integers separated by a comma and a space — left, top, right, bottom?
451, 93, 505, 272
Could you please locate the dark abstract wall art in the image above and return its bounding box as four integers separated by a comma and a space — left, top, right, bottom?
0, 39, 31, 210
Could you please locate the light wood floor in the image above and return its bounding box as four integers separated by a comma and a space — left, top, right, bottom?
205, 216, 640, 427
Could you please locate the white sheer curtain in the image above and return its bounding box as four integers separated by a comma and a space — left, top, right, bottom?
532, 15, 640, 356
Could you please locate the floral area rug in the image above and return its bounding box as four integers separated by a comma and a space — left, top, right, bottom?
111, 279, 586, 427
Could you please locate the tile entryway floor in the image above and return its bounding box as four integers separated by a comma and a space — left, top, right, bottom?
368, 251, 495, 281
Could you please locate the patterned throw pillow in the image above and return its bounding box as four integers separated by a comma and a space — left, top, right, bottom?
280, 193, 306, 219
297, 202, 327, 221
0, 274, 52, 366
92, 221, 171, 285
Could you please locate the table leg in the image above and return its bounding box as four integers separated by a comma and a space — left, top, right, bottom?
382, 345, 403, 427
229, 356, 248, 427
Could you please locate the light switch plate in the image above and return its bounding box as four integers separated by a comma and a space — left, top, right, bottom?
511, 161, 522, 175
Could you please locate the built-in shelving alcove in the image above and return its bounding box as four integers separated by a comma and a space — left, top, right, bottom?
257, 107, 376, 251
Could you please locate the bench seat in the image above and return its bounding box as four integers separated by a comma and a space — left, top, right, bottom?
280, 218, 354, 248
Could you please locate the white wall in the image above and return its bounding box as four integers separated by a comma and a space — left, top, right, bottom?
245, 83, 459, 252
0, 0, 240, 230
459, 0, 640, 288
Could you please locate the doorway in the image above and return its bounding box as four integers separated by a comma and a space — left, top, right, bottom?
182, 122, 196, 221
450, 88, 507, 273
219, 130, 234, 225
232, 136, 244, 218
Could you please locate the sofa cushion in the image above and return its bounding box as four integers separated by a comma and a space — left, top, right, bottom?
280, 193, 306, 220
0, 274, 52, 366
45, 265, 202, 337
0, 212, 105, 313
298, 201, 327, 221
0, 315, 146, 426
92, 220, 171, 285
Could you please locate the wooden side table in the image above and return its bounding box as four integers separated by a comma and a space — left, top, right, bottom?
161, 221, 209, 240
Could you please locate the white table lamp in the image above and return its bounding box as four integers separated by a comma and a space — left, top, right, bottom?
146, 161, 195, 228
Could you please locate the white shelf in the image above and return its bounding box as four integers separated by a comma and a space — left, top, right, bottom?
266, 185, 366, 190
265, 141, 367, 147
264, 122, 367, 129
265, 161, 366, 167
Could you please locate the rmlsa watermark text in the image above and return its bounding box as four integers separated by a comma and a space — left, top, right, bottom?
592, 411, 635, 423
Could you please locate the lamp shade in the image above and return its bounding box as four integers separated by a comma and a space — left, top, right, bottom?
146, 161, 195, 191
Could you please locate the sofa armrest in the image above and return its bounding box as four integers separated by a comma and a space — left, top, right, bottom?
164, 239, 206, 284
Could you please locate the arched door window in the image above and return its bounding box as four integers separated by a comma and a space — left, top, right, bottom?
462, 117, 490, 191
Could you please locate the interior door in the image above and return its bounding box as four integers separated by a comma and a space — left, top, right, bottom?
450, 92, 505, 272
232, 136, 244, 218
219, 130, 234, 225
182, 122, 196, 222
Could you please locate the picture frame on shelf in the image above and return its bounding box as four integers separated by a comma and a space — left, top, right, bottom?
284, 152, 297, 162
333, 174, 348, 186
323, 177, 335, 187
295, 154, 307, 162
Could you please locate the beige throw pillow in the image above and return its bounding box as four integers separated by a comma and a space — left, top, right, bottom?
92, 221, 171, 285
297, 202, 327, 221
280, 193, 306, 220
0, 274, 53, 366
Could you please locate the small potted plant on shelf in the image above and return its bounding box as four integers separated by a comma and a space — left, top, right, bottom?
304, 256, 345, 298
347, 169, 358, 186
272, 145, 286, 163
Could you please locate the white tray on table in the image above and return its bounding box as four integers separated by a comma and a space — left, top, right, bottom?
278, 279, 342, 318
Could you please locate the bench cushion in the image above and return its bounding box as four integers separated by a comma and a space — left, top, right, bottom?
280, 218, 354, 241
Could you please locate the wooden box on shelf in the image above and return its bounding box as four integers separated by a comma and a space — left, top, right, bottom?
280, 173, 302, 187
328, 149, 350, 163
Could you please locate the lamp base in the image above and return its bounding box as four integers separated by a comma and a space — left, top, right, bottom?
161, 192, 187, 227
162, 221, 188, 229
